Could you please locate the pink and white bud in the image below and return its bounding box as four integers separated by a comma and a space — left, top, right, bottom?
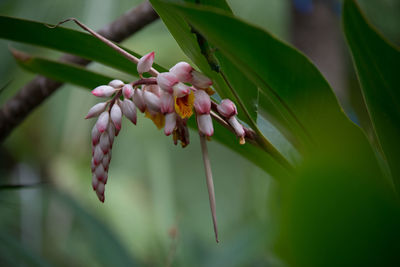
144, 84, 161, 97
99, 132, 111, 153
92, 85, 116, 97
91, 124, 101, 145
107, 123, 115, 144
93, 145, 104, 165
102, 153, 111, 169
91, 158, 96, 172
143, 90, 161, 113
191, 71, 213, 89
92, 173, 98, 190
122, 84, 134, 99
194, 90, 211, 115
164, 113, 177, 136
96, 111, 110, 133
160, 93, 174, 114
172, 82, 190, 97
137, 52, 155, 74
157, 72, 178, 94
120, 99, 137, 124
169, 61, 193, 83
133, 88, 146, 113
96, 182, 105, 202
108, 79, 124, 88
217, 99, 237, 118
95, 164, 106, 181
228, 116, 245, 138
110, 103, 122, 131
85, 102, 108, 119
197, 114, 214, 137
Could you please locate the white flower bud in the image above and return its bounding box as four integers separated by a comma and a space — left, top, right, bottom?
172, 82, 190, 97
108, 79, 124, 88
157, 72, 178, 94
122, 84, 134, 99
92, 85, 116, 97
95, 164, 106, 181
191, 70, 213, 89
143, 91, 161, 113
96, 111, 110, 133
169, 61, 193, 83
92, 173, 98, 190
144, 84, 161, 97
85, 102, 108, 119
110, 103, 122, 130
217, 99, 237, 118
91, 124, 101, 145
120, 99, 137, 125
93, 145, 104, 165
107, 123, 115, 144
160, 93, 174, 114
197, 114, 214, 137
228, 116, 245, 138
194, 90, 211, 115
102, 153, 111, 170
133, 88, 146, 113
137, 52, 155, 74
99, 132, 111, 153
96, 182, 105, 202
164, 113, 177, 136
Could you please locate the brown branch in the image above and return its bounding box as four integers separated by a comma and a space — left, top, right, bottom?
0, 0, 158, 142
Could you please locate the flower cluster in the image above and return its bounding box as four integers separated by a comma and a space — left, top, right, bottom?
85, 52, 246, 203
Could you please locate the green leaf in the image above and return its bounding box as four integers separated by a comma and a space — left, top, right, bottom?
11, 48, 116, 89
0, 16, 164, 76
343, 0, 400, 192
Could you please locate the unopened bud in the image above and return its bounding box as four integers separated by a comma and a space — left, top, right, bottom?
133, 88, 146, 113
194, 90, 211, 115
228, 116, 245, 138
85, 102, 108, 119
144, 84, 161, 97
122, 84, 134, 99
197, 114, 214, 137
108, 79, 124, 88
107, 123, 115, 144
137, 52, 155, 74
96, 111, 110, 133
172, 82, 190, 97
91, 124, 101, 145
160, 93, 174, 114
120, 99, 137, 124
95, 164, 106, 181
157, 72, 178, 94
217, 99, 237, 118
93, 145, 104, 165
164, 113, 177, 136
169, 61, 193, 83
143, 91, 161, 113
110, 103, 122, 131
191, 71, 212, 89
92, 173, 98, 190
99, 132, 111, 153
96, 182, 105, 202
92, 85, 116, 97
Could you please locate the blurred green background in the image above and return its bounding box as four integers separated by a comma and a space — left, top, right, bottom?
0, 0, 399, 266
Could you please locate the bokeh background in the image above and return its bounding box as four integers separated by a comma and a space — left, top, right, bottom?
0, 0, 399, 266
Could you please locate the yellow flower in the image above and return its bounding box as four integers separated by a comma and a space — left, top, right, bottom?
174, 90, 195, 119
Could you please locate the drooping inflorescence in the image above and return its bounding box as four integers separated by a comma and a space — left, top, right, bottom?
85, 52, 246, 241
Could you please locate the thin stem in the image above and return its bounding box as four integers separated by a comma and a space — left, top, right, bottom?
130, 77, 157, 87
199, 133, 219, 243
47, 18, 159, 77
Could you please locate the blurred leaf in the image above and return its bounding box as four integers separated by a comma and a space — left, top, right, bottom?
53, 189, 140, 267
0, 16, 164, 76
11, 48, 115, 89
343, 0, 400, 192
0, 232, 50, 267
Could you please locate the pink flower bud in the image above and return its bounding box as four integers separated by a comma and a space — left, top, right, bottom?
217, 99, 237, 118
157, 72, 178, 94
143, 91, 161, 113
122, 84, 134, 99
95, 164, 106, 181
133, 88, 146, 113
91, 158, 96, 172
137, 52, 155, 74
92, 85, 116, 97
197, 114, 214, 137
144, 84, 161, 97
160, 93, 174, 114
172, 82, 190, 97
93, 145, 104, 165
92, 173, 98, 190
102, 153, 111, 169
96, 111, 110, 133
164, 113, 177, 136
108, 79, 124, 88
194, 90, 211, 115
169, 61, 193, 83
228, 116, 245, 138
91, 124, 101, 145
191, 71, 213, 89
85, 102, 108, 119
107, 123, 115, 144
96, 182, 105, 202
110, 103, 122, 131
120, 99, 137, 125
99, 132, 111, 153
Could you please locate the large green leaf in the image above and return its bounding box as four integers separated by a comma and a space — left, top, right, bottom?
343, 0, 400, 192
0, 16, 163, 76
12, 49, 116, 89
